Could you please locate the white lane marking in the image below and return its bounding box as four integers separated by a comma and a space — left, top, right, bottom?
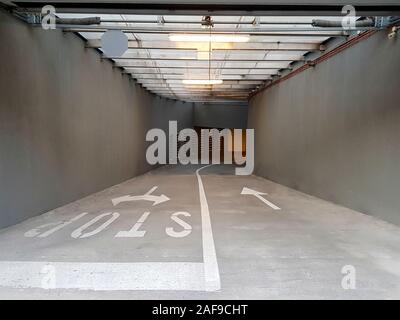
196, 165, 221, 291
0, 261, 205, 291
24, 212, 89, 238
241, 187, 281, 210
166, 212, 192, 238
71, 212, 120, 239
2, 167, 219, 291
115, 211, 151, 238
145, 186, 158, 195
40, 264, 56, 289
111, 186, 170, 206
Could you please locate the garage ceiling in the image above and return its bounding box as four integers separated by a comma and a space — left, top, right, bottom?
49, 13, 353, 102
8, 0, 392, 103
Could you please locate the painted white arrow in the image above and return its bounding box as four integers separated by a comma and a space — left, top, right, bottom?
241, 187, 281, 210
112, 186, 170, 206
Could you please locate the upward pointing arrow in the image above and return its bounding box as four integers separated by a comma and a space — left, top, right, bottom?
241, 187, 281, 210
112, 186, 170, 206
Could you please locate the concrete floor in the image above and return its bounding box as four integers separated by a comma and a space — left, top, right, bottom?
0, 164, 400, 299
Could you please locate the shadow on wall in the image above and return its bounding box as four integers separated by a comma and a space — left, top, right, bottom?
248, 29, 400, 226
0, 10, 193, 229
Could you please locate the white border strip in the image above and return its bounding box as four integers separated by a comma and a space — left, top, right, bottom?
0, 261, 205, 291
0, 165, 220, 291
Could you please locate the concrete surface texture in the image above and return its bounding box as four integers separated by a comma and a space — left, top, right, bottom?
0, 11, 193, 229
0, 164, 399, 299
193, 103, 248, 129
248, 29, 400, 226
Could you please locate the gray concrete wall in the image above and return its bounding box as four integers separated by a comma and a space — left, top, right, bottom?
248, 30, 400, 225
0, 11, 193, 228
193, 103, 248, 129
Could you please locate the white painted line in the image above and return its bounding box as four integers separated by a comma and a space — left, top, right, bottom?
71, 212, 120, 239
241, 187, 281, 210
24, 212, 89, 238
0, 167, 220, 291
196, 165, 221, 291
145, 186, 158, 195
115, 211, 150, 238
0, 261, 205, 291
112, 186, 170, 206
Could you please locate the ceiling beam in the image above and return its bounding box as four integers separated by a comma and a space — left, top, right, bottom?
13, 2, 400, 16
98, 19, 313, 25
137, 79, 262, 84
132, 77, 271, 80
122, 70, 278, 74
59, 26, 347, 37
86, 40, 324, 51
107, 57, 305, 62
118, 65, 289, 69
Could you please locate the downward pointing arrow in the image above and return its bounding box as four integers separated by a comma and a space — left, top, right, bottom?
241, 187, 281, 210
112, 186, 170, 206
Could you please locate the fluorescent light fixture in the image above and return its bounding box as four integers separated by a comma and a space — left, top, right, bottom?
182, 79, 223, 85
169, 34, 250, 43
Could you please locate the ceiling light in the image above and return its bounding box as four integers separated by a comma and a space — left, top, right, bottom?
169, 34, 250, 43
182, 79, 223, 85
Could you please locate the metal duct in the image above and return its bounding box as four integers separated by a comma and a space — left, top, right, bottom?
311, 18, 375, 28
55, 17, 101, 25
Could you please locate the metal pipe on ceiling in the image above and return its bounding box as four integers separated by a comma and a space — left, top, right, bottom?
56, 17, 101, 25
99, 19, 313, 25
311, 18, 375, 28
49, 25, 349, 36
12, 3, 400, 17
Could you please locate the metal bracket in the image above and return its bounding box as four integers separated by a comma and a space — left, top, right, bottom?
201, 16, 214, 28
157, 15, 165, 26
388, 26, 399, 39
252, 17, 260, 27
22, 13, 41, 24
306, 60, 316, 67
374, 16, 392, 29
